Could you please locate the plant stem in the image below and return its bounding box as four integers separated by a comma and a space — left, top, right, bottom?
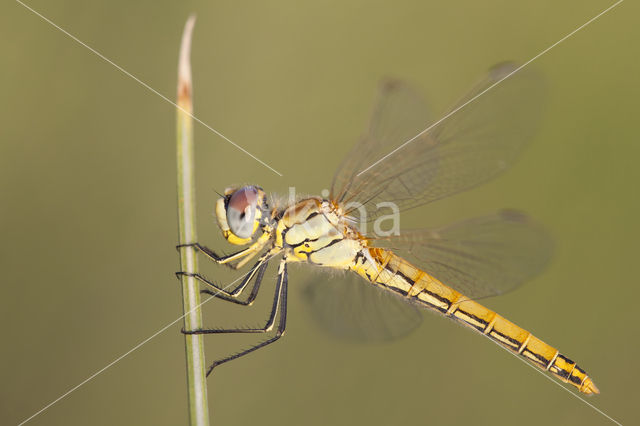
176, 15, 210, 426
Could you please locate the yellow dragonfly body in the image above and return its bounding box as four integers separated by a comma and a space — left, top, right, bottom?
178, 62, 598, 395
277, 197, 597, 395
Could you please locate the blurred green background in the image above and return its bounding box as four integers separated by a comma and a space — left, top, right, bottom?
2, 1, 638, 425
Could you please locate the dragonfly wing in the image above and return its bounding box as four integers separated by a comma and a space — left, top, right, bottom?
301, 269, 423, 342
331, 63, 546, 222
331, 78, 432, 208
373, 210, 554, 299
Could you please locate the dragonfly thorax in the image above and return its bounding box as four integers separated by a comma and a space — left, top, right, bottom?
275, 197, 365, 269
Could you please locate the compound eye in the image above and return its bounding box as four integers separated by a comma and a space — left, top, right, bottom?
226, 186, 259, 239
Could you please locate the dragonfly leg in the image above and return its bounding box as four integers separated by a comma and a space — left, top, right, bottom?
176, 254, 269, 306
183, 258, 289, 375
177, 242, 261, 269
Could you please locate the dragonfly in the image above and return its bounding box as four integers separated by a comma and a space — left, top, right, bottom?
177, 62, 598, 395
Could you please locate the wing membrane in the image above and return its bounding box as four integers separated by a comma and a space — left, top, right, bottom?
331, 78, 431, 202
331, 63, 546, 222
302, 269, 423, 342
373, 210, 553, 299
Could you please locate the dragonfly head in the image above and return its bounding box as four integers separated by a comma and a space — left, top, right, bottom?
215, 185, 271, 245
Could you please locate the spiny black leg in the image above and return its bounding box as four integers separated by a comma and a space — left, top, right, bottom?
206, 262, 288, 375
176, 255, 269, 306
176, 242, 245, 268
201, 261, 268, 306
184, 260, 285, 335
185, 259, 289, 375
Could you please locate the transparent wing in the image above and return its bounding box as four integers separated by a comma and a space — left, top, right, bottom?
373, 210, 554, 299
301, 269, 423, 342
331, 78, 431, 202
331, 63, 546, 222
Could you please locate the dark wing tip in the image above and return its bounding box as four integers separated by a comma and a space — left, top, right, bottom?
497, 208, 531, 223
379, 77, 404, 93
498, 208, 556, 259
488, 61, 519, 80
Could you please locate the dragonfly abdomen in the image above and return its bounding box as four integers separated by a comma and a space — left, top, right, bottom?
354, 248, 599, 395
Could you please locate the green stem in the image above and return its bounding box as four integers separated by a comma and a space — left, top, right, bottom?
176, 15, 210, 426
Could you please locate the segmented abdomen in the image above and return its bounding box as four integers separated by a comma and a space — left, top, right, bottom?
355, 248, 599, 395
